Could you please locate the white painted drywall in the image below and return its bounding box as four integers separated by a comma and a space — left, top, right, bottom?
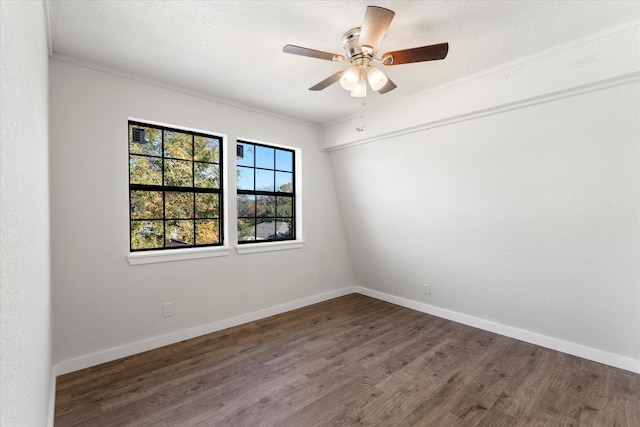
0, 1, 53, 425
49, 58, 354, 366
324, 22, 640, 370
329, 69, 640, 364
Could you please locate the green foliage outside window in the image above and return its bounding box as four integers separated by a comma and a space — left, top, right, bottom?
129, 122, 223, 251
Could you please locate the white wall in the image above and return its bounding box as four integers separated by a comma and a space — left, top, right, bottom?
326, 24, 640, 371
50, 59, 354, 369
0, 1, 53, 425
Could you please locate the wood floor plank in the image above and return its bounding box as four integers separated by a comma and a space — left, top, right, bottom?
55, 294, 640, 426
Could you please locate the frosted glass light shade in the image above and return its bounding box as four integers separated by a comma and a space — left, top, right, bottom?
340, 66, 360, 90
367, 67, 388, 91
351, 78, 367, 97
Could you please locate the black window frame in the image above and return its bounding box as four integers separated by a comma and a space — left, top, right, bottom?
236, 140, 296, 244
128, 120, 224, 252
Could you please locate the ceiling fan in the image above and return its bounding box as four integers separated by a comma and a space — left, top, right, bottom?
283, 5, 449, 98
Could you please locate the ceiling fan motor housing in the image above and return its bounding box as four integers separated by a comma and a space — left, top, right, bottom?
341, 27, 362, 60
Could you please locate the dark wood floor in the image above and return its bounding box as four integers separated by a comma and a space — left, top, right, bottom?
55, 294, 639, 426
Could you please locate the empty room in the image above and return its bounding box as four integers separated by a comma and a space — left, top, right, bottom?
1, 1, 639, 426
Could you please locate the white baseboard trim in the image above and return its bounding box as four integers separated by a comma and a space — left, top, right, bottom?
53, 285, 639, 377
53, 286, 355, 376
47, 370, 56, 427
356, 286, 640, 374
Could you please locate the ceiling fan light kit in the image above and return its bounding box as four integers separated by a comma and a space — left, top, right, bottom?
366, 67, 388, 91
339, 65, 361, 91
352, 78, 368, 98
339, 61, 387, 98
283, 5, 449, 98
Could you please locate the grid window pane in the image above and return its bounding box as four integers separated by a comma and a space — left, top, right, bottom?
164, 159, 193, 187
256, 145, 274, 169
164, 131, 192, 160
196, 193, 219, 218
130, 155, 162, 185
276, 196, 293, 217
195, 163, 219, 189
165, 192, 193, 219
194, 136, 219, 163
130, 190, 163, 219
276, 150, 293, 172
256, 195, 275, 218
276, 171, 293, 192
255, 169, 274, 191
165, 220, 194, 246
237, 142, 254, 167
256, 220, 276, 240
238, 218, 256, 241
129, 126, 162, 157
131, 220, 164, 250
274, 219, 293, 239
196, 220, 219, 245
237, 166, 254, 191
237, 194, 255, 217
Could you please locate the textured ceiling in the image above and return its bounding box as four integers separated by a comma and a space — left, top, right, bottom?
46, 1, 640, 125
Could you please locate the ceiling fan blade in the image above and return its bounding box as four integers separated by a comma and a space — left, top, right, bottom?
358, 6, 395, 54
309, 71, 345, 91
381, 42, 449, 66
376, 78, 397, 95
283, 44, 345, 62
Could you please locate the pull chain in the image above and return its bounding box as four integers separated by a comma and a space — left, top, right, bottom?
356, 99, 366, 132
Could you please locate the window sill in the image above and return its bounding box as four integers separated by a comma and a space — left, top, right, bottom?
127, 246, 231, 265
236, 240, 305, 255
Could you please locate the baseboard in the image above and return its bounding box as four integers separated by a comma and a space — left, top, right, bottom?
356, 286, 640, 374
53, 284, 639, 377
53, 286, 355, 376
47, 370, 56, 427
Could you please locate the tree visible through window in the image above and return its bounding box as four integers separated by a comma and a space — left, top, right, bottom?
129, 121, 223, 251
237, 141, 295, 243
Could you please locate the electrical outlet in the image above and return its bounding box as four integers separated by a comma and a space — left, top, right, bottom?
422, 284, 431, 295
163, 302, 174, 317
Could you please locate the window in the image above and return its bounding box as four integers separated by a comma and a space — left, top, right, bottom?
236, 141, 295, 243
129, 121, 223, 251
